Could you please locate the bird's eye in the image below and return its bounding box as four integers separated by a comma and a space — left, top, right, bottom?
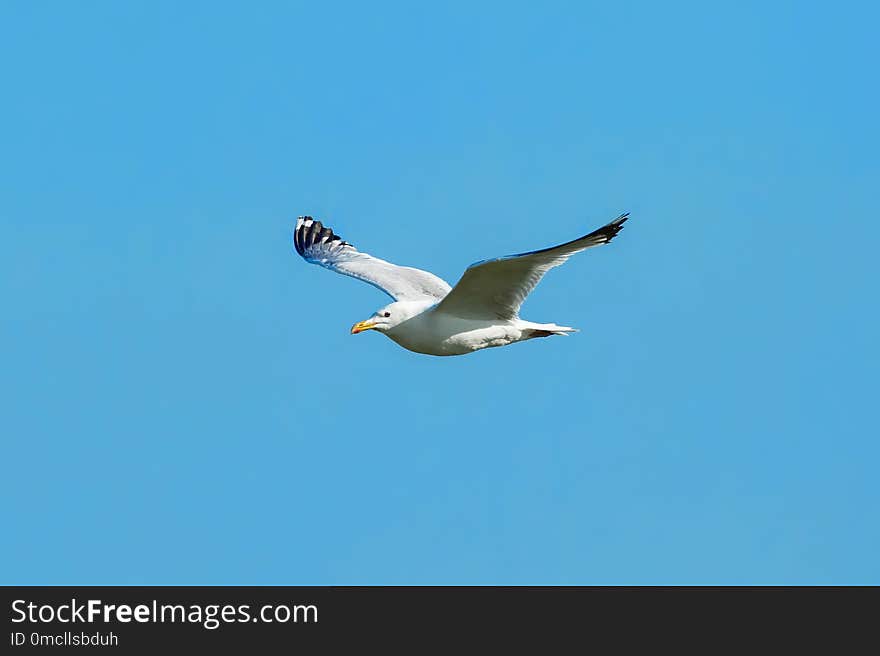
383, 312, 391, 318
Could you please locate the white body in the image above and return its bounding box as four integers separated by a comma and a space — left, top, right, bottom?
384, 302, 573, 356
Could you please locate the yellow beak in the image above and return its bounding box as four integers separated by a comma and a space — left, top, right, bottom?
350, 320, 377, 335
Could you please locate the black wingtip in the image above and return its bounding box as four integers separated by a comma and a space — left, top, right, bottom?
293, 216, 351, 257
609, 212, 629, 228
293, 216, 310, 255
587, 212, 630, 244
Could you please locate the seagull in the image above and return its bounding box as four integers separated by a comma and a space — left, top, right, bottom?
293, 213, 629, 356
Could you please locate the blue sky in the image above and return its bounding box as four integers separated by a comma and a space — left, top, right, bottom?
2, 1, 878, 584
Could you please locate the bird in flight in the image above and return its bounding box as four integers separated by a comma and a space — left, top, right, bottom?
293, 213, 630, 356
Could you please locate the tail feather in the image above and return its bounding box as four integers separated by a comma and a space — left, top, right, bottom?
524, 323, 578, 338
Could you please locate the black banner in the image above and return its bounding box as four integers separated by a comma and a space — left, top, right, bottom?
1, 586, 874, 650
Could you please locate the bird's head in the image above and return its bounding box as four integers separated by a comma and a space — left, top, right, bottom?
350, 301, 428, 335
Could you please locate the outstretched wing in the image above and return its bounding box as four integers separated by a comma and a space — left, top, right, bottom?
293, 216, 452, 301
434, 213, 629, 320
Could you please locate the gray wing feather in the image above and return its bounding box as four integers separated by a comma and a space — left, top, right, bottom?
293, 217, 451, 301
434, 213, 629, 320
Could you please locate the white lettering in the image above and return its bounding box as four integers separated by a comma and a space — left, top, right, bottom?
11, 600, 26, 623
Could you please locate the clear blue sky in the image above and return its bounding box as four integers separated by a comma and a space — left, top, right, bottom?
2, 1, 878, 584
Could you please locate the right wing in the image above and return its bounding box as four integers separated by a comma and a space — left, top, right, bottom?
293, 216, 452, 302
434, 213, 629, 320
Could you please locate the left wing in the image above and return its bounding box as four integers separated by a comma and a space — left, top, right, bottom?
293, 216, 452, 301
434, 213, 629, 320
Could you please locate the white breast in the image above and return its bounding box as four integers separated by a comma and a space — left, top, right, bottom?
386, 309, 523, 356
